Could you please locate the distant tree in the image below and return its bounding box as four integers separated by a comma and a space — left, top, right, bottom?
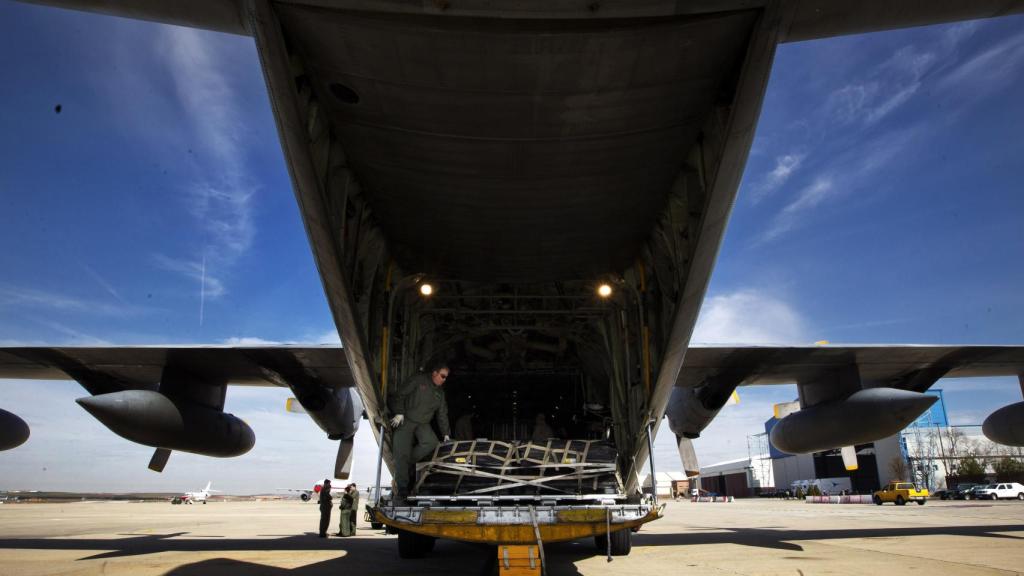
993, 457, 1024, 480
958, 455, 986, 477
945, 428, 967, 458
888, 457, 909, 482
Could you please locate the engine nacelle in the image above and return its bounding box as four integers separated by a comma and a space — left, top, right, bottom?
0, 408, 30, 451
983, 401, 1024, 446
770, 387, 936, 454
77, 390, 254, 457
292, 387, 362, 441
665, 384, 731, 439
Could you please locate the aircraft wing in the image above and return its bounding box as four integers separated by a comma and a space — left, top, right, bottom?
666, 345, 1024, 459
678, 344, 1024, 399
0, 346, 351, 392
0, 346, 362, 474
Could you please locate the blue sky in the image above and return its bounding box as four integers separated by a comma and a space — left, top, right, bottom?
0, 2, 1022, 493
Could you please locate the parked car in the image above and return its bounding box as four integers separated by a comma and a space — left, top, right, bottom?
963, 485, 990, 500
972, 483, 1024, 500
873, 482, 929, 505
950, 483, 980, 500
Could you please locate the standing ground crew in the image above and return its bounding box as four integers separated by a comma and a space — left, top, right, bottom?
338, 483, 358, 536
349, 483, 359, 534
388, 363, 451, 502
317, 479, 333, 537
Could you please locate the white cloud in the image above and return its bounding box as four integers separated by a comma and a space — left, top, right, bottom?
161, 26, 255, 260
827, 45, 936, 127
759, 177, 834, 242
139, 27, 257, 311
313, 329, 342, 345
692, 289, 808, 345
79, 263, 128, 305
936, 30, 1024, 100
752, 153, 804, 202
221, 336, 284, 346
826, 82, 879, 125
0, 284, 149, 319
151, 254, 225, 299
863, 81, 920, 125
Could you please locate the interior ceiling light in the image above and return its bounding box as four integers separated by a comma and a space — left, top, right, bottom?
597, 284, 613, 298
420, 283, 433, 296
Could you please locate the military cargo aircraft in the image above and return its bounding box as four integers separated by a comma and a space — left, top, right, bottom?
3, 0, 1024, 559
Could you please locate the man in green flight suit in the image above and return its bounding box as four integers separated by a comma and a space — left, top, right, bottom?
389, 363, 451, 502
338, 483, 359, 536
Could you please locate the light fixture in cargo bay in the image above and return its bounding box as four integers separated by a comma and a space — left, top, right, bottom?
420, 283, 434, 296
597, 284, 613, 298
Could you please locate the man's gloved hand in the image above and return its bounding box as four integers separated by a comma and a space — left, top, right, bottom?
443, 435, 451, 443
390, 414, 405, 428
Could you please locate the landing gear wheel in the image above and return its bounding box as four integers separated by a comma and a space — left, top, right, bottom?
398, 530, 433, 558
873, 495, 882, 505
916, 499, 925, 505
896, 496, 905, 506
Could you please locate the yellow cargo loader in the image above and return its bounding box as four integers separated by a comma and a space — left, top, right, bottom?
372, 500, 663, 573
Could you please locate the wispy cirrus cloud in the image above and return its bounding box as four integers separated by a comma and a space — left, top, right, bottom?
0, 284, 150, 318
161, 26, 255, 261
124, 27, 258, 322
151, 254, 225, 299
752, 24, 1000, 244
935, 29, 1024, 102
751, 153, 804, 202
758, 177, 834, 243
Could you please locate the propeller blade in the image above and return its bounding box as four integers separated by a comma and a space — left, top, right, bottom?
773, 400, 800, 419
148, 448, 171, 472
841, 445, 859, 471
334, 438, 355, 479
285, 397, 307, 414
676, 435, 700, 478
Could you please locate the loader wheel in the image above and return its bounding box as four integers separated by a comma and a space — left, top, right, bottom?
916, 499, 925, 505
873, 496, 882, 505
398, 530, 432, 558
594, 529, 631, 556
896, 496, 905, 506
609, 527, 632, 556
371, 522, 384, 530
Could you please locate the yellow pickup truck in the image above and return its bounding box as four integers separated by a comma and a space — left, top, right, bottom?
873, 482, 929, 505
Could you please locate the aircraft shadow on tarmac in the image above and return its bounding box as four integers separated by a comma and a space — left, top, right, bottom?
1, 524, 1023, 575
0, 530, 591, 576
632, 523, 1024, 552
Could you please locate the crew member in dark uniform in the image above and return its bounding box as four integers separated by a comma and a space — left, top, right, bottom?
388, 363, 451, 502
317, 479, 333, 537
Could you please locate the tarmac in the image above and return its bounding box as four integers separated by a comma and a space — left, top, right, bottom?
1, 498, 1023, 575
